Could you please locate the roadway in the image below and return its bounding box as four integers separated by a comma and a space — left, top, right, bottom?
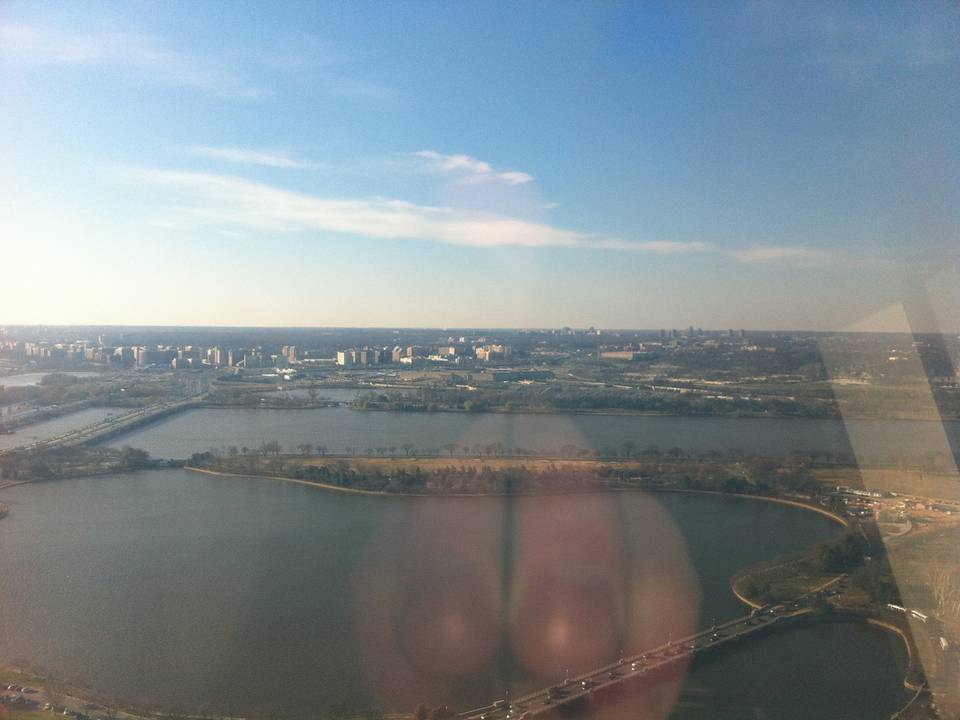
0, 395, 202, 455
459, 576, 848, 720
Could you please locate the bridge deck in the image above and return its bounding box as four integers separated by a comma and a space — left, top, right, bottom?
459, 580, 844, 720
0, 397, 201, 455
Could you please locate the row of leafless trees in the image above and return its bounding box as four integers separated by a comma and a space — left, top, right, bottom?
202, 438, 898, 466
928, 567, 960, 626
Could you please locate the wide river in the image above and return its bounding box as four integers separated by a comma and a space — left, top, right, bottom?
103, 405, 959, 463
0, 470, 909, 718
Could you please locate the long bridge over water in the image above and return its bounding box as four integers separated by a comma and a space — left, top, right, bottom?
0, 396, 202, 455
459, 577, 846, 720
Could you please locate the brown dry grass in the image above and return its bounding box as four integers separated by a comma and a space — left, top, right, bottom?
813, 467, 960, 501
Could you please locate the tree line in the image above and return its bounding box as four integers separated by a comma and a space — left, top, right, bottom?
188, 447, 827, 498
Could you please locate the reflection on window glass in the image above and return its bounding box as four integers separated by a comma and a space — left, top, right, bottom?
1, 2, 958, 720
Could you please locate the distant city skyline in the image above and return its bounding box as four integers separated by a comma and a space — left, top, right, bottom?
2, 1, 958, 331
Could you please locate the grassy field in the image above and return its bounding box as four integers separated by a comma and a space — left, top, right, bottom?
732, 554, 839, 606
1, 668, 48, 720
5, 710, 51, 720
814, 467, 960, 501
889, 526, 960, 633
876, 525, 960, 702
0, 668, 45, 689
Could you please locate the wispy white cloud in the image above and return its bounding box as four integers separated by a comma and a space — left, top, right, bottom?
183, 146, 318, 169
2, 23, 252, 98
0, 21, 395, 102
417, 151, 491, 175
136, 168, 834, 266
137, 169, 709, 254
215, 228, 247, 239
732, 245, 833, 265
139, 169, 582, 248
594, 239, 713, 254
413, 150, 534, 186
0, 21, 266, 99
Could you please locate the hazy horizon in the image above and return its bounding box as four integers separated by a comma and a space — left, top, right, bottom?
0, 322, 955, 336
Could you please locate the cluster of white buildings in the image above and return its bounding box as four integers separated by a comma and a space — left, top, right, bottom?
336, 342, 512, 367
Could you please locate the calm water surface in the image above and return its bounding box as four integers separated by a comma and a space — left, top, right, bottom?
670, 622, 908, 720
0, 470, 908, 717
104, 405, 960, 463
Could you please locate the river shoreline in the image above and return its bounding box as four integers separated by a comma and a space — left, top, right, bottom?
210, 398, 959, 422
183, 463, 850, 525
2, 466, 916, 719
650, 486, 849, 527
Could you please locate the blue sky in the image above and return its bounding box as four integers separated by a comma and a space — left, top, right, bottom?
1, 1, 958, 329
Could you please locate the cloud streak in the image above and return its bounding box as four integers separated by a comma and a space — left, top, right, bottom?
138, 168, 833, 266
183, 146, 318, 169
413, 150, 534, 185
141, 169, 584, 248
732, 245, 833, 265
0, 21, 394, 102
0, 22, 266, 99
596, 239, 713, 254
